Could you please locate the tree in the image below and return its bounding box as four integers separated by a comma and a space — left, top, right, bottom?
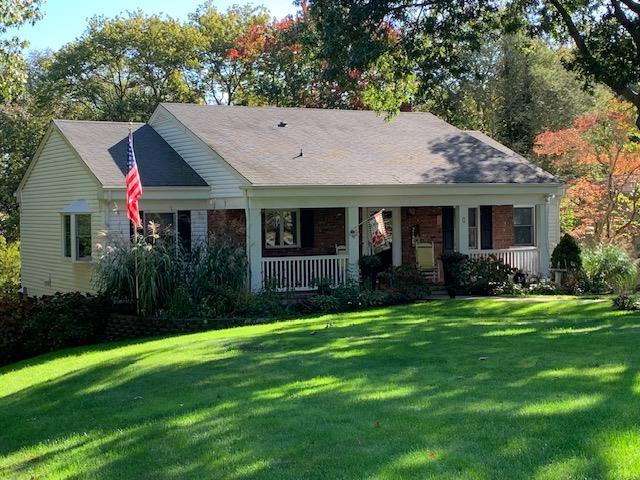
435, 33, 608, 156
308, 0, 640, 127
524, 0, 640, 128
534, 100, 640, 248
0, 0, 43, 102
39, 12, 202, 121
191, 3, 270, 105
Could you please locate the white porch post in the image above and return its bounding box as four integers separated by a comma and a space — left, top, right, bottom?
391, 207, 402, 266
536, 203, 550, 278
456, 205, 469, 254
247, 207, 263, 292
346, 206, 360, 280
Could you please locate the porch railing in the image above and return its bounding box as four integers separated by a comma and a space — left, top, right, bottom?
468, 247, 539, 275
262, 255, 349, 292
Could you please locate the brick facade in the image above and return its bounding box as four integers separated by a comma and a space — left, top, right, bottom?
492, 205, 514, 249
263, 208, 345, 257
401, 207, 444, 266
208, 209, 246, 248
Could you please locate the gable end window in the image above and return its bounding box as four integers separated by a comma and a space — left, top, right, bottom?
513, 207, 535, 246
264, 209, 299, 248
62, 213, 92, 260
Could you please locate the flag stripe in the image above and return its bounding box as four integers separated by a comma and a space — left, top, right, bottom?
126, 130, 143, 229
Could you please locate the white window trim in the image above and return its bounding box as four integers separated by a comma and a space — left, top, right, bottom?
468, 207, 481, 251
513, 205, 536, 247
264, 208, 301, 249
61, 213, 92, 262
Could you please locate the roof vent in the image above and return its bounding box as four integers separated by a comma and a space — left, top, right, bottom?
277, 121, 287, 128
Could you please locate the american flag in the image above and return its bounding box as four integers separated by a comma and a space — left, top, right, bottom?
126, 129, 143, 229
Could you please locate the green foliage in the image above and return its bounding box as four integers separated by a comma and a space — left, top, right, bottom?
94, 235, 185, 317
441, 251, 469, 288
0, 236, 19, 292
560, 267, 591, 295
191, 2, 270, 105
613, 293, 640, 311
551, 234, 582, 270
464, 256, 514, 295
305, 281, 387, 314
582, 244, 638, 293
39, 12, 202, 121
0, 292, 107, 365
378, 265, 430, 302
0, 0, 43, 102
186, 236, 248, 304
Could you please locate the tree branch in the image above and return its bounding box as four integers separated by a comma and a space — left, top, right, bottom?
612, 0, 640, 54
620, 0, 640, 15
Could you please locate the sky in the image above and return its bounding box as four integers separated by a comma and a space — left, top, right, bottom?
8, 0, 299, 53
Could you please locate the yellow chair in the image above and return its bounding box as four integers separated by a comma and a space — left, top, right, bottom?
335, 245, 348, 256
415, 242, 439, 282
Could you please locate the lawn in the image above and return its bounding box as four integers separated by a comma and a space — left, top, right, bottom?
1, 298, 640, 479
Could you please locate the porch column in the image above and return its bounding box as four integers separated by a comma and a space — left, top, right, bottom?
391, 207, 402, 266
346, 206, 360, 280
536, 203, 550, 278
247, 207, 263, 292
456, 206, 469, 254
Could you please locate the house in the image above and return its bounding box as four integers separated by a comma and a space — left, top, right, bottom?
16, 104, 564, 296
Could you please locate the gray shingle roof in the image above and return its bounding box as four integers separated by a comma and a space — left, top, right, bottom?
161, 103, 559, 186
53, 120, 207, 188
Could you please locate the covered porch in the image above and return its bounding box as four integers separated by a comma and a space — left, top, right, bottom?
241, 185, 559, 292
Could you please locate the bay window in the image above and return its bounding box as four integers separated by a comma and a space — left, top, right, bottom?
264, 209, 299, 248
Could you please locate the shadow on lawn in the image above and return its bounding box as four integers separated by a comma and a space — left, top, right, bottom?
1, 299, 640, 479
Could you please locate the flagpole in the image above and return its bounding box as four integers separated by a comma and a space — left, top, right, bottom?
129, 122, 140, 317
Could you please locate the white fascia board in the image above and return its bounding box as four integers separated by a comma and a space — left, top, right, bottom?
243, 183, 566, 199
102, 186, 211, 201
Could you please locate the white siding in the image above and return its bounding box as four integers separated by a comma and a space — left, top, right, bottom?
20, 129, 103, 296
104, 205, 130, 245
191, 210, 208, 246
548, 197, 561, 250
149, 108, 248, 201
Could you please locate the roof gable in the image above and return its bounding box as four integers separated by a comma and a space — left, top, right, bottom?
160, 103, 559, 186
53, 120, 207, 188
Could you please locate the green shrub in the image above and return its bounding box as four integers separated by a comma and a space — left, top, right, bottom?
551, 234, 582, 270
0, 237, 20, 293
23, 293, 108, 356
561, 268, 591, 294
582, 244, 638, 293
94, 236, 184, 316
613, 293, 640, 311
359, 255, 383, 288
527, 280, 560, 295
0, 293, 33, 364
379, 265, 430, 301
464, 255, 513, 295
0, 292, 108, 365
186, 237, 247, 304
441, 251, 468, 288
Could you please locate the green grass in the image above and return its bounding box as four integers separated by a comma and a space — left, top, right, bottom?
2, 298, 640, 479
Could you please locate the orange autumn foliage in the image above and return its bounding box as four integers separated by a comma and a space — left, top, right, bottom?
534, 100, 640, 248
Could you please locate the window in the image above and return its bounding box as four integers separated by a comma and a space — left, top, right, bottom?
63, 215, 72, 258
468, 207, 478, 249
62, 213, 91, 260
144, 212, 177, 244
264, 209, 299, 248
75, 215, 92, 259
514, 207, 535, 246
